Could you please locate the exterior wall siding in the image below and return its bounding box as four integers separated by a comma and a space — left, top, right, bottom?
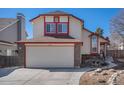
81, 29, 91, 54
33, 16, 44, 38
32, 15, 83, 41
69, 16, 83, 41
0, 23, 18, 43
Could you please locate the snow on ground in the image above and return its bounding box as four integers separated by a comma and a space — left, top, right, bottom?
102, 57, 117, 69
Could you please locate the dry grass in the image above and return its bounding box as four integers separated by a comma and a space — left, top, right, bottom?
79, 70, 115, 85
116, 73, 124, 85
80, 58, 124, 85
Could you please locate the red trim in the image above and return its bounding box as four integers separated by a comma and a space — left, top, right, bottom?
30, 13, 84, 23
44, 16, 69, 36
89, 32, 109, 42
22, 41, 82, 68
58, 16, 60, 22
68, 16, 69, 36
17, 42, 82, 44
83, 28, 93, 34
84, 28, 109, 43
90, 53, 99, 56
100, 42, 106, 45
44, 16, 46, 36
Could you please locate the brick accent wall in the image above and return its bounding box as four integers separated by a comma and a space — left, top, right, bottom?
74, 44, 81, 67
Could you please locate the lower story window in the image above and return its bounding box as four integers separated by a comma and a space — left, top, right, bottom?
46, 23, 56, 33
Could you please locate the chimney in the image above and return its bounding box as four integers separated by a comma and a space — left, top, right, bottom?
17, 13, 26, 41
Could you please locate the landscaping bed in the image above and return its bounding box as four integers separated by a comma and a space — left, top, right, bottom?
79, 69, 115, 85
79, 58, 124, 85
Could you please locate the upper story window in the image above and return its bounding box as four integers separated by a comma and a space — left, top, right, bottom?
46, 23, 56, 33
58, 23, 68, 33
45, 16, 69, 35
91, 35, 98, 53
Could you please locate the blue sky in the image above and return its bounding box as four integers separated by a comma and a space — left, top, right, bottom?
0, 8, 122, 38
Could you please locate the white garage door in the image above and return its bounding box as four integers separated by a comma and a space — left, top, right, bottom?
26, 45, 74, 68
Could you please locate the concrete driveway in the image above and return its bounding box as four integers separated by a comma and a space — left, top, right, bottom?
0, 67, 93, 85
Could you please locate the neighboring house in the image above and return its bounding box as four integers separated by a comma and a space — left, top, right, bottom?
17, 11, 109, 68
0, 40, 17, 56
0, 13, 27, 56
118, 43, 124, 50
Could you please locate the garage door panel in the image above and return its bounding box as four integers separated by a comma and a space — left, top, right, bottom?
26, 46, 74, 67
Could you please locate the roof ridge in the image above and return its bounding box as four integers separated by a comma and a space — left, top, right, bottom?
0, 19, 18, 32
30, 10, 84, 22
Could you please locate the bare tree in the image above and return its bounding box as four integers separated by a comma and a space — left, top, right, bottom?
110, 10, 124, 50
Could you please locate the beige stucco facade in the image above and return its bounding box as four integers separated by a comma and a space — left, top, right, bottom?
32, 16, 44, 38
0, 23, 18, 43
81, 29, 91, 54
24, 11, 109, 68
69, 16, 83, 41
32, 16, 83, 42
82, 28, 108, 55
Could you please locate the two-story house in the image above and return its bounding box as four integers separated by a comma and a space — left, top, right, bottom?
17, 11, 109, 68
0, 13, 27, 56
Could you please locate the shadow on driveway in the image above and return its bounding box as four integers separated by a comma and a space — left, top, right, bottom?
42, 67, 95, 72
0, 67, 19, 77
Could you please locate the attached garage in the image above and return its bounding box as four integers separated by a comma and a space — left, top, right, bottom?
17, 37, 82, 68
26, 44, 74, 68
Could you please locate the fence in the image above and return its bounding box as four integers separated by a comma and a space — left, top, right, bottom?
107, 50, 124, 58
81, 54, 100, 63
0, 55, 22, 68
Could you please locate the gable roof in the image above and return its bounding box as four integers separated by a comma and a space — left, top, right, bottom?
0, 19, 19, 33
0, 18, 18, 31
0, 18, 28, 37
43, 10, 69, 15
30, 10, 84, 23
83, 27, 109, 42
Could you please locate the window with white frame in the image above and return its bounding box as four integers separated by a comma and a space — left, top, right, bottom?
91, 35, 98, 53
57, 23, 67, 33
46, 23, 56, 33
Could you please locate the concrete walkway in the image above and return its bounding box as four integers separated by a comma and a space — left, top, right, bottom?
0, 67, 93, 85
